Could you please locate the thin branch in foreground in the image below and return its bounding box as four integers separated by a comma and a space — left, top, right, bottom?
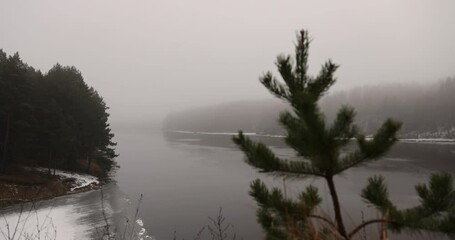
308, 214, 337, 229
348, 219, 397, 238
207, 208, 236, 240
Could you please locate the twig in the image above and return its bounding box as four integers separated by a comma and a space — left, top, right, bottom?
308, 214, 337, 229
348, 219, 398, 238
100, 189, 111, 238
129, 194, 143, 240
193, 226, 206, 240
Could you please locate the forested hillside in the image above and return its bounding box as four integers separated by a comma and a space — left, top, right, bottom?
322, 79, 455, 138
0, 50, 116, 176
164, 78, 455, 139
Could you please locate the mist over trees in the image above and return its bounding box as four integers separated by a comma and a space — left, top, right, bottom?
321, 79, 455, 138
164, 78, 455, 139
163, 100, 287, 134
0, 50, 116, 175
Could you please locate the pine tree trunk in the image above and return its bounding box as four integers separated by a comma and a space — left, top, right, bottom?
326, 175, 348, 239
53, 154, 56, 176
86, 153, 92, 173
48, 149, 53, 175
1, 115, 11, 173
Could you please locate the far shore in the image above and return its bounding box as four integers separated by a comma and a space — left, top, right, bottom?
167, 130, 455, 143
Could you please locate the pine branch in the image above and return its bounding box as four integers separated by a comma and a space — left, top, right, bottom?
276, 55, 297, 93
298, 185, 322, 211
233, 132, 324, 177
360, 173, 455, 236
279, 110, 321, 159
357, 118, 402, 159
335, 119, 401, 174
295, 30, 310, 87
415, 172, 455, 213
259, 72, 290, 101
361, 175, 392, 213
307, 60, 338, 100
249, 179, 325, 240
329, 105, 358, 144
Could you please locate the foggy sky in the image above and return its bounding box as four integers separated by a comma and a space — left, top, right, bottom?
1, 0, 454, 125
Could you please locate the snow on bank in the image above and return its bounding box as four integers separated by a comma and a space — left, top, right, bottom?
115, 195, 155, 240
136, 218, 154, 240
32, 168, 99, 191
0, 204, 90, 240
400, 138, 455, 144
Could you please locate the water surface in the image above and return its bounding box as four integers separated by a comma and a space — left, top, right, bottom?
114, 131, 455, 240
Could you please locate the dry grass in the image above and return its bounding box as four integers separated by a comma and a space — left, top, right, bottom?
0, 166, 68, 208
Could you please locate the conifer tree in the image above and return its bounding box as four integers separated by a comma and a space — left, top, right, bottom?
0, 50, 117, 175
233, 30, 455, 239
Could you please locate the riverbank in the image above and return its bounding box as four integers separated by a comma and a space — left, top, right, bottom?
0, 165, 107, 209
0, 182, 125, 240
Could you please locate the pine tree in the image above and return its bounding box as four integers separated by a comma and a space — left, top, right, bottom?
0, 51, 36, 172
233, 30, 455, 239
0, 51, 117, 175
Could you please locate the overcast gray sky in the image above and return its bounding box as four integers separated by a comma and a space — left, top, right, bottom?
1, 0, 454, 123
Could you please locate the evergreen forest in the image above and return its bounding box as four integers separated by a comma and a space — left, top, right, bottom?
0, 50, 117, 176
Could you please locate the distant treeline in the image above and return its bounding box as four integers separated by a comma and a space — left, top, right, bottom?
164, 78, 455, 139
0, 50, 116, 175
163, 100, 286, 134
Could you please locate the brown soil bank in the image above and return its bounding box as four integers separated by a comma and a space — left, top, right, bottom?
0, 165, 104, 208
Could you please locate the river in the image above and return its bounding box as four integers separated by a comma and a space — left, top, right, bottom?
1, 131, 454, 240
115, 131, 455, 240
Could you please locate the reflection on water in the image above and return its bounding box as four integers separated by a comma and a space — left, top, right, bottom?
165, 131, 455, 173
0, 183, 125, 240
114, 131, 454, 240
